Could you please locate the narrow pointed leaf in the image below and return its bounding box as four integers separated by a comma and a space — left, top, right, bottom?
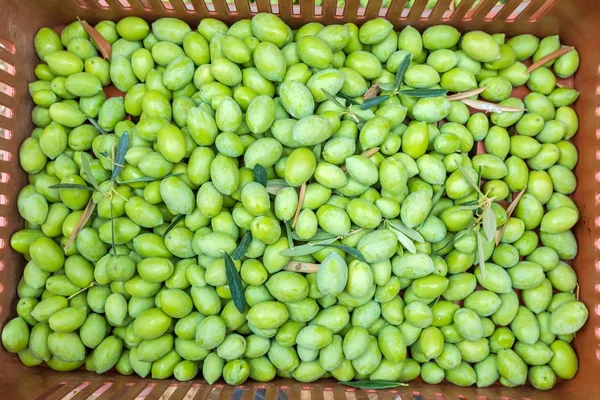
360, 95, 390, 110
340, 381, 408, 390
224, 252, 246, 313
88, 116, 108, 134
388, 226, 417, 254
321, 89, 346, 110
477, 231, 486, 282
111, 131, 129, 183
454, 160, 485, 197
312, 143, 322, 163
387, 220, 425, 243
49, 183, 97, 191
527, 46, 575, 73
253, 164, 268, 187
495, 187, 527, 245
233, 231, 253, 260
432, 185, 445, 206
266, 179, 290, 195
317, 244, 367, 263
279, 238, 339, 257
64, 199, 95, 250
482, 207, 497, 242
284, 221, 294, 250
379, 83, 396, 91
284, 261, 320, 273
337, 92, 359, 106
162, 214, 185, 238
447, 87, 487, 101
395, 53, 412, 91
117, 173, 183, 184
398, 89, 448, 98
80, 20, 112, 60
461, 98, 525, 113
292, 183, 307, 228
292, 229, 337, 242
110, 198, 116, 256
81, 153, 100, 191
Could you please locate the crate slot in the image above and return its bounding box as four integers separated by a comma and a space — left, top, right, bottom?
85, 382, 113, 400
424, 0, 453, 20
132, 383, 156, 400
61, 382, 91, 400
0, 82, 14, 97
505, 0, 530, 21
462, 0, 485, 20
528, 0, 558, 21
0, 105, 13, 119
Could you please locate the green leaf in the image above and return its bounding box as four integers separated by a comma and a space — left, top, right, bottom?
109, 198, 116, 256
312, 143, 322, 163
379, 83, 396, 91
388, 225, 416, 254
253, 164, 268, 187
337, 92, 359, 106
321, 89, 346, 110
432, 185, 445, 207
477, 231, 486, 282
162, 214, 185, 238
398, 89, 448, 98
360, 95, 390, 110
285, 221, 294, 250
88, 116, 107, 134
387, 220, 424, 243
395, 53, 412, 91
233, 231, 253, 260
317, 244, 368, 263
111, 131, 129, 183
223, 252, 246, 313
279, 238, 338, 257
340, 381, 408, 390
482, 207, 497, 242
292, 229, 337, 242
49, 183, 97, 191
117, 173, 183, 185
266, 179, 290, 195
80, 153, 100, 191
454, 160, 485, 197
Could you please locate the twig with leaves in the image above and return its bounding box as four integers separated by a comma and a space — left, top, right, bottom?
321, 90, 366, 124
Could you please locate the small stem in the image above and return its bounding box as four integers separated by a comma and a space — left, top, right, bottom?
527, 46, 575, 73
292, 183, 307, 228
67, 282, 94, 300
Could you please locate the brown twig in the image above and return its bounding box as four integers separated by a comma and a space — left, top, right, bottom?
447, 87, 487, 101
292, 182, 307, 228
495, 187, 527, 245
527, 46, 574, 73
64, 198, 96, 250
283, 261, 319, 273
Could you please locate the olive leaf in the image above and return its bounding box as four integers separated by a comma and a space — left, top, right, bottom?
447, 87, 487, 101
279, 238, 339, 257
378, 83, 397, 91
321, 89, 346, 110
49, 183, 97, 191
80, 19, 112, 60
461, 98, 525, 113
482, 207, 497, 242
223, 251, 246, 313
317, 244, 368, 263
387, 223, 416, 254
117, 173, 183, 184
109, 198, 116, 256
454, 160, 485, 198
284, 221, 294, 250
233, 230, 253, 260
284, 261, 320, 273
253, 164, 268, 187
63, 198, 95, 250
495, 187, 527, 245
292, 182, 307, 228
111, 131, 129, 184
395, 53, 412, 91
336, 92, 359, 106
360, 95, 390, 110
397, 89, 448, 98
266, 179, 290, 195
80, 152, 101, 192
527, 46, 574, 73
292, 229, 337, 242
340, 381, 408, 389
477, 231, 486, 282
387, 220, 424, 243
162, 214, 185, 238
312, 143, 322, 163
87, 116, 108, 134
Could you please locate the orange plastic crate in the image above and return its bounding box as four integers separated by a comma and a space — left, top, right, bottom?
0, 0, 599, 398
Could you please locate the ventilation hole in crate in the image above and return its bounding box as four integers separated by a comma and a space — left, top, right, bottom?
0, 105, 13, 119
137, 0, 151, 9
0, 36, 15, 55
134, 383, 156, 400
506, 0, 529, 21
528, 0, 557, 21
0, 193, 7, 204
0, 60, 15, 76
462, 0, 485, 20
185, 0, 195, 10
161, 0, 173, 10
254, 388, 267, 400
0, 150, 11, 162
205, 0, 216, 12
418, 0, 447, 19
118, 0, 132, 8
86, 382, 113, 400
0, 217, 5, 227
182, 385, 201, 400
0, 261, 4, 272
484, 0, 506, 20
61, 382, 90, 400
97, 0, 109, 7
0, 172, 8, 183
227, 1, 237, 12
73, 0, 89, 7
300, 389, 311, 400
158, 385, 178, 399
278, 387, 289, 400
230, 388, 244, 400
0, 128, 11, 139
322, 389, 334, 400
0, 82, 14, 97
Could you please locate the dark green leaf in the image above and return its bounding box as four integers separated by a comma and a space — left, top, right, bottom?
433, 230, 466, 255
379, 83, 397, 92
80, 153, 100, 191
482, 207, 497, 242
395, 53, 412, 91
321, 90, 346, 110
110, 198, 116, 256
223, 252, 246, 313
88, 116, 107, 134
253, 164, 268, 187
337, 92, 359, 106
285, 221, 294, 250
111, 131, 129, 183
387, 220, 425, 243
233, 231, 253, 260
317, 244, 367, 263
477, 231, 486, 282
388, 225, 416, 254
49, 183, 97, 191
162, 214, 185, 238
266, 179, 290, 195
292, 229, 337, 242
117, 173, 183, 185
398, 89, 448, 98
340, 381, 408, 390
312, 143, 321, 163
360, 95, 390, 110
279, 238, 338, 257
